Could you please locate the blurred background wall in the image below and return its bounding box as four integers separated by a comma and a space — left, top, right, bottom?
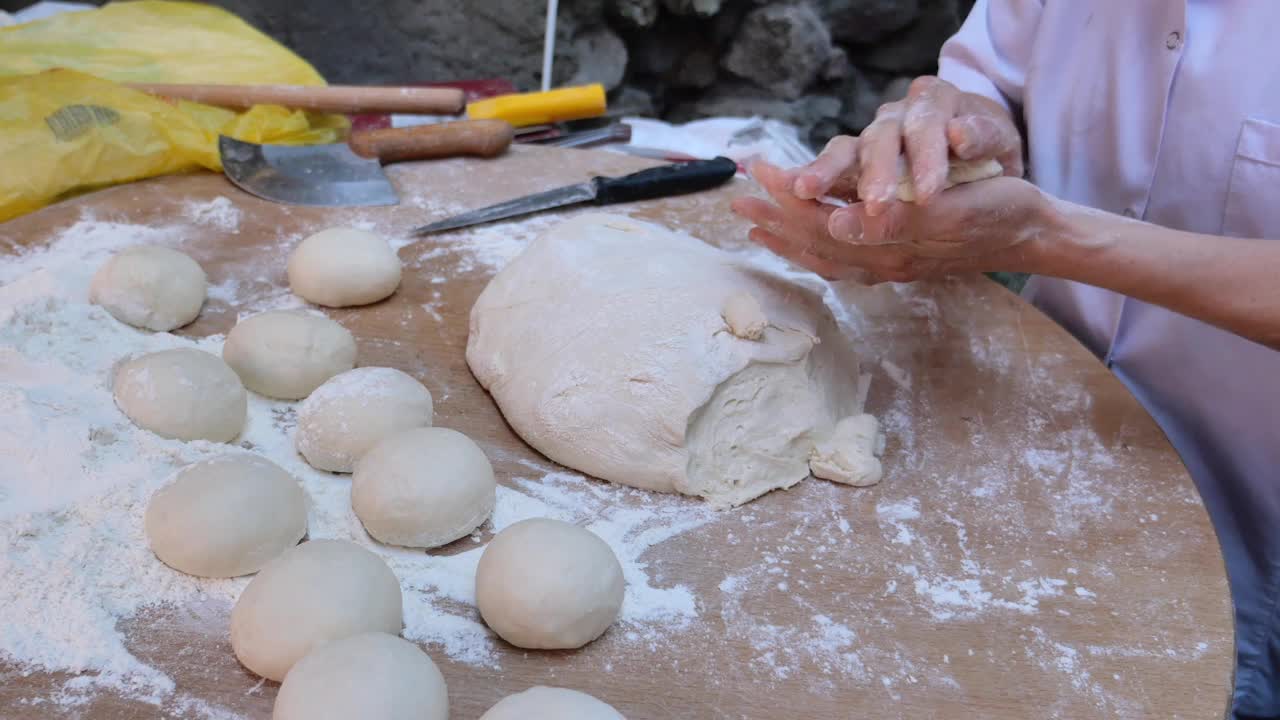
1, 0, 975, 148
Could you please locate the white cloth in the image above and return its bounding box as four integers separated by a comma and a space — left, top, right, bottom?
940, 2, 1280, 716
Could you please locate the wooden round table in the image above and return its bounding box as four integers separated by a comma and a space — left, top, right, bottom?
0, 146, 1233, 718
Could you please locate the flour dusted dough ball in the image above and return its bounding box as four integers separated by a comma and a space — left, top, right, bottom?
480, 686, 625, 720
475, 518, 624, 649
145, 454, 306, 578
90, 245, 207, 331
352, 427, 495, 548
295, 367, 433, 473
273, 633, 448, 720
288, 227, 402, 308
222, 310, 357, 400
230, 539, 403, 681
113, 348, 246, 442
466, 214, 869, 508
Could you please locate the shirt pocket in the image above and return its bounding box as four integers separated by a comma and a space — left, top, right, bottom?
1223, 117, 1280, 239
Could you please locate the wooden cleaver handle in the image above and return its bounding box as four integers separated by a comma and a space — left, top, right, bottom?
126, 83, 466, 114
348, 120, 515, 164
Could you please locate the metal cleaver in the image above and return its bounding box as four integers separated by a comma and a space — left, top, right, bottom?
218, 119, 514, 207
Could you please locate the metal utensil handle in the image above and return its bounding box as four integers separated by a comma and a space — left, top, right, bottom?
591, 156, 738, 205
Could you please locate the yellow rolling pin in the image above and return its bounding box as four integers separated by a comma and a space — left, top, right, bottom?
467, 83, 606, 128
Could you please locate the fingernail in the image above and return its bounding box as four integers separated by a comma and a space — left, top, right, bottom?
830, 211, 857, 241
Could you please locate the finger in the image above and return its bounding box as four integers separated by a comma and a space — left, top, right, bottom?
857, 102, 906, 216
748, 227, 850, 280
748, 161, 838, 238
948, 96, 1025, 178
793, 135, 859, 200
902, 77, 960, 203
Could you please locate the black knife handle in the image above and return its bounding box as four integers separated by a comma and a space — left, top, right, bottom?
591, 156, 739, 205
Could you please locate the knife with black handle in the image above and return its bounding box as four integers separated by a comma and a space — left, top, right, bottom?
410, 156, 739, 235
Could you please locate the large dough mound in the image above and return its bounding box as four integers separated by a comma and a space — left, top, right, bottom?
466, 214, 865, 507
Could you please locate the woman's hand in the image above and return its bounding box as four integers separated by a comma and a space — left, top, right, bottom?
790, 76, 1024, 215
731, 159, 1053, 284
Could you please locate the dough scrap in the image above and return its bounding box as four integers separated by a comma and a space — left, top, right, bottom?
145, 454, 306, 578
113, 348, 246, 443
480, 686, 625, 720
895, 157, 1003, 202
274, 633, 448, 720
230, 539, 402, 681
352, 427, 495, 549
287, 227, 402, 308
222, 310, 356, 400
809, 413, 884, 487
475, 518, 624, 650
467, 213, 867, 507
90, 245, 206, 331
295, 367, 433, 473
721, 291, 768, 340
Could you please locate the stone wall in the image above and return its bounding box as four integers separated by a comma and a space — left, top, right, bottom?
71, 0, 975, 149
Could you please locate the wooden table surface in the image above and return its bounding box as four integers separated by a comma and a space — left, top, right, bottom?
0, 146, 1233, 718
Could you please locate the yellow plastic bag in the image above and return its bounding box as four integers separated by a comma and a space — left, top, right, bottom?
0, 1, 348, 223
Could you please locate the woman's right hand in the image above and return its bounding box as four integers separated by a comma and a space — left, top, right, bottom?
790, 75, 1024, 215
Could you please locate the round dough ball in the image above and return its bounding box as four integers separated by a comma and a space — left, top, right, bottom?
352, 428, 494, 548
231, 539, 403, 681
90, 245, 207, 331
475, 518, 624, 649
273, 632, 447, 720
295, 367, 434, 473
145, 454, 307, 578
222, 310, 357, 400
113, 348, 246, 442
287, 227, 402, 308
480, 686, 625, 720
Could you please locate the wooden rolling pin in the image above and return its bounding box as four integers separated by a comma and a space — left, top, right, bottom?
125, 83, 466, 114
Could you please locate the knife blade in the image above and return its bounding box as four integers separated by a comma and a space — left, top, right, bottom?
410, 156, 739, 235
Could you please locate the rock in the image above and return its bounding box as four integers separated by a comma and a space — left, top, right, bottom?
722, 3, 833, 100
671, 47, 719, 89
822, 46, 850, 81
608, 0, 660, 27
834, 65, 885, 133
568, 27, 629, 90
662, 0, 723, 16
610, 85, 658, 116
384, 0, 598, 89
668, 81, 841, 141
817, 0, 921, 45
853, 0, 962, 74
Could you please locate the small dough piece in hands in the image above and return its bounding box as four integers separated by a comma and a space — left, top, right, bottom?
475, 518, 624, 650
810, 413, 884, 487
90, 245, 207, 331
287, 227, 402, 308
295, 367, 434, 473
273, 632, 448, 720
146, 454, 306, 578
895, 157, 1003, 202
721, 291, 768, 340
222, 310, 356, 400
480, 686, 625, 720
231, 539, 403, 681
113, 348, 246, 442
352, 427, 495, 549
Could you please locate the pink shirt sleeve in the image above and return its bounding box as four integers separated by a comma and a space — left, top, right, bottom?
937, 0, 1044, 112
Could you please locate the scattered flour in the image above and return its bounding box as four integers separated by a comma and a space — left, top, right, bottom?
0, 215, 719, 710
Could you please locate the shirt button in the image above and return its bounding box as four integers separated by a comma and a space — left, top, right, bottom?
1166, 31, 1182, 50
